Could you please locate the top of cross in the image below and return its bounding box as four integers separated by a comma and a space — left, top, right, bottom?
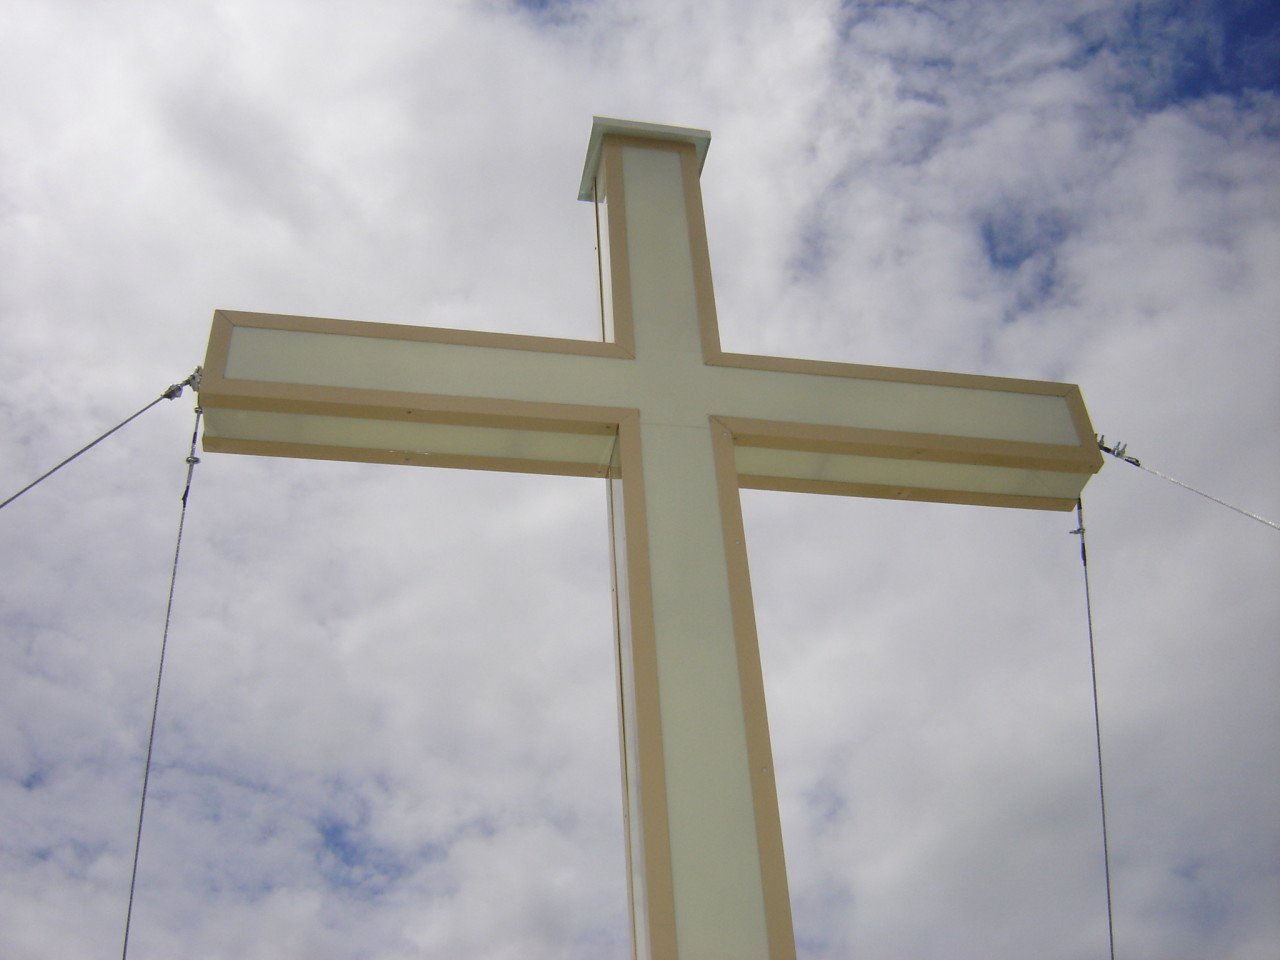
578, 116, 711, 201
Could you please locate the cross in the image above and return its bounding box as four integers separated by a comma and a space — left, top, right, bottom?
198, 117, 1102, 960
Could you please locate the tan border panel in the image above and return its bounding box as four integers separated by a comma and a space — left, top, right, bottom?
213, 309, 633, 359
202, 380, 626, 438
596, 138, 640, 360
611, 411, 679, 959
599, 138, 637, 358
710, 418, 797, 960
201, 310, 234, 386
721, 416, 1099, 474
674, 141, 724, 363
740, 472, 1078, 511
202, 436, 612, 479
711, 347, 1083, 395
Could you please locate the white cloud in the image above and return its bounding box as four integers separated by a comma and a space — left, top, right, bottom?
2, 1, 1276, 957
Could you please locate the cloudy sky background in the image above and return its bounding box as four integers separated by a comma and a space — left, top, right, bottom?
2, 1, 1277, 957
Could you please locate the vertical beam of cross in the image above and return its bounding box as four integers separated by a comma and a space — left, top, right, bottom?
591, 129, 793, 959
198, 117, 1102, 959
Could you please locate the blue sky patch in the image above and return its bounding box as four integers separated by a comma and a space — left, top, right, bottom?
1072, 1, 1280, 109
315, 813, 413, 897
978, 205, 1069, 274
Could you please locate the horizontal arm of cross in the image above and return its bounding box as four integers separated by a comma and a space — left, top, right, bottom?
201, 308, 1101, 510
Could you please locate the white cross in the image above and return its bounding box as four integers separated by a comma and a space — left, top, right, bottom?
199, 117, 1102, 960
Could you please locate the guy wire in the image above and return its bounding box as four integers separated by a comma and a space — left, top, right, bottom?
1072, 498, 1116, 960
0, 370, 201, 512
120, 401, 202, 960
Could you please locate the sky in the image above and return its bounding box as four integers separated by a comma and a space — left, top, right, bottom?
1, 1, 1277, 958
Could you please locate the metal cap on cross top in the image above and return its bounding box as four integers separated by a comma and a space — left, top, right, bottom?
198, 117, 1102, 960
579, 117, 711, 201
